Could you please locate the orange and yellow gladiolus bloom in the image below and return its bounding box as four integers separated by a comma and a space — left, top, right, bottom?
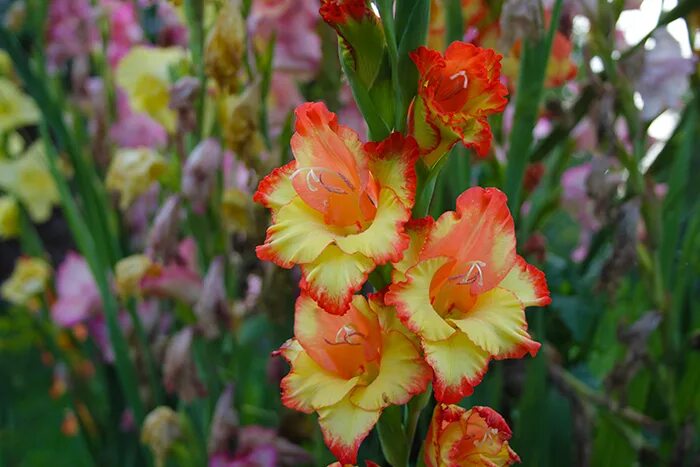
386, 187, 550, 403
255, 102, 417, 315
276, 293, 431, 464
424, 404, 520, 467
408, 42, 508, 168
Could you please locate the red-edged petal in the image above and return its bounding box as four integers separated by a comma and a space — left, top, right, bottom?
253, 160, 297, 211
499, 255, 551, 308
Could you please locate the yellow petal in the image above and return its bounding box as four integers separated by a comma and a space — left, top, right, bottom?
423, 331, 490, 403
300, 245, 374, 315
334, 188, 411, 264
448, 287, 540, 359
318, 397, 381, 465
350, 330, 431, 411
256, 198, 337, 268
385, 256, 456, 342
498, 255, 551, 308
253, 161, 297, 212
391, 217, 434, 283
279, 339, 360, 413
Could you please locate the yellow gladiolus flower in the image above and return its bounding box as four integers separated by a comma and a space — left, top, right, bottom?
115, 46, 187, 133
0, 195, 19, 239
106, 148, 167, 209
0, 141, 60, 223
0, 77, 39, 134
1, 256, 51, 307
115, 254, 158, 298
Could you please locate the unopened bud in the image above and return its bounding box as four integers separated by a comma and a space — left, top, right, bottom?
499, 0, 543, 50
162, 327, 205, 402
219, 84, 264, 170
147, 195, 182, 262
182, 139, 222, 214
205, 0, 245, 92
194, 256, 227, 339
169, 77, 200, 133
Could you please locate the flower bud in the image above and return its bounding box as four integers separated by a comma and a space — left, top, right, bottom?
205, 0, 245, 92
0, 195, 19, 239
219, 84, 264, 170
182, 139, 222, 214
141, 406, 182, 467
208, 385, 239, 455
424, 404, 520, 467
147, 195, 182, 263
194, 256, 227, 339
499, 0, 542, 50
162, 327, 205, 402
169, 76, 200, 133
106, 148, 167, 210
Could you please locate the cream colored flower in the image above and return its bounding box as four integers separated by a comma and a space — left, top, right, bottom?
0, 141, 59, 222
0, 77, 39, 134
106, 148, 167, 209
1, 257, 51, 307
116, 46, 187, 132
115, 254, 157, 297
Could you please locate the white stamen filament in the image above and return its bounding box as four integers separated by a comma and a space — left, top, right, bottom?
324, 324, 366, 346
449, 260, 486, 287
290, 167, 355, 195
449, 70, 469, 89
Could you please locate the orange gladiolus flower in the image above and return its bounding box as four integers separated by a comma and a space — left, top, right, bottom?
255, 102, 417, 315
424, 404, 520, 467
385, 187, 550, 403
408, 42, 508, 168
276, 293, 431, 464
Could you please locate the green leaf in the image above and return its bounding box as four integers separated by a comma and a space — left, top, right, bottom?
503, 0, 564, 218
376, 405, 408, 467
395, 0, 430, 127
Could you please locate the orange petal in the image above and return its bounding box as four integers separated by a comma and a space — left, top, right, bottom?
422, 187, 516, 295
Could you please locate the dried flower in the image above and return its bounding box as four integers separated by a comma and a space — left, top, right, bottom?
499, 0, 542, 49
208, 385, 239, 455
205, 0, 245, 92
142, 406, 182, 467
219, 85, 265, 170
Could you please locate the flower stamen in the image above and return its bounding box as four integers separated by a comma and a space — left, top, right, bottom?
324, 324, 366, 346
449, 70, 469, 89
448, 260, 486, 287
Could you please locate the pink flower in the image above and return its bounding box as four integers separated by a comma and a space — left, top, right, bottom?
51, 252, 101, 327
209, 426, 311, 467
139, 0, 188, 47
249, 0, 321, 76
110, 113, 168, 149
101, 0, 143, 66
46, 0, 100, 71
572, 117, 598, 153
636, 29, 695, 121
267, 73, 303, 138
561, 163, 599, 261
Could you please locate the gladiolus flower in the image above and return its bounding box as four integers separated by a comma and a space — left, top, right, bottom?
218, 84, 265, 170
424, 404, 520, 466
52, 252, 101, 327
115, 46, 186, 132
276, 294, 431, 464
142, 406, 182, 467
386, 187, 550, 402
409, 42, 508, 167
0, 196, 19, 240
0, 78, 39, 133
1, 257, 51, 307
0, 142, 60, 223
255, 102, 417, 314
115, 254, 158, 297
106, 147, 167, 209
